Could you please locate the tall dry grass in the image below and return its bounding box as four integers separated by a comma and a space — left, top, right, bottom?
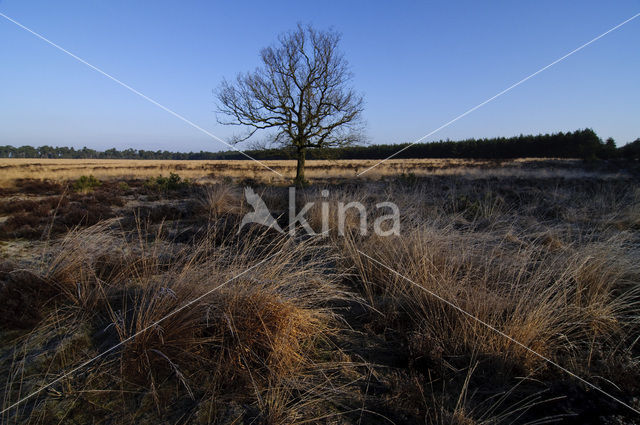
196, 183, 244, 219
330, 180, 640, 421
302, 175, 640, 422
342, 227, 639, 371
1, 222, 355, 424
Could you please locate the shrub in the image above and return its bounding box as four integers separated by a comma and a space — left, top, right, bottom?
14, 179, 63, 195
397, 172, 418, 186
73, 175, 102, 193
619, 138, 640, 160
0, 263, 54, 329
144, 172, 189, 193
57, 204, 113, 227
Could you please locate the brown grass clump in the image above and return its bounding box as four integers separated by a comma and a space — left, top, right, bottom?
196, 183, 243, 219
41, 222, 124, 308
335, 212, 640, 422
0, 224, 130, 331
343, 226, 638, 373
1, 223, 350, 424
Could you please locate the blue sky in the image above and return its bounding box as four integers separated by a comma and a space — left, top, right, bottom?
0, 0, 638, 152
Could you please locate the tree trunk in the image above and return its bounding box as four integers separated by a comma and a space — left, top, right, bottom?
294, 146, 307, 187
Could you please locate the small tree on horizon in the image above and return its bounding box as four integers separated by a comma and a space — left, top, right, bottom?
603, 137, 617, 159
216, 24, 364, 186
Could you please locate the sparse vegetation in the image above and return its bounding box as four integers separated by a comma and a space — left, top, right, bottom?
1, 160, 640, 424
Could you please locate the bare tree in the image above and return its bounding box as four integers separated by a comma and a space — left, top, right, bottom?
216, 24, 364, 186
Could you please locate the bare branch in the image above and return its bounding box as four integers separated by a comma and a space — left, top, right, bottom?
215, 24, 365, 183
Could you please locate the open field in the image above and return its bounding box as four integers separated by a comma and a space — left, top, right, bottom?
0, 158, 633, 185
1, 160, 639, 424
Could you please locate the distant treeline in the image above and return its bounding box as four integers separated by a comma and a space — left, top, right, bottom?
2, 129, 639, 161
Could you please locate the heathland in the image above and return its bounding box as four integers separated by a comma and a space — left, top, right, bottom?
1, 159, 639, 424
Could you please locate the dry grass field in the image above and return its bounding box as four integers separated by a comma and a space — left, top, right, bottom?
1, 159, 639, 424
0, 158, 629, 185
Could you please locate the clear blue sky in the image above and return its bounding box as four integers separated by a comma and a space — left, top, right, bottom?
0, 0, 638, 152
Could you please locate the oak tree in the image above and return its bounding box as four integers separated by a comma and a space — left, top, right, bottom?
216, 24, 364, 186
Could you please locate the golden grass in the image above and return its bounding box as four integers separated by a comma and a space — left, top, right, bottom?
1, 223, 352, 423
342, 227, 638, 372
0, 157, 601, 186
196, 184, 244, 219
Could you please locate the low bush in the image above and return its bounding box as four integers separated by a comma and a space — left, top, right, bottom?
13, 179, 63, 195
73, 175, 102, 193
0, 262, 55, 329
144, 172, 190, 193
118, 181, 131, 192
